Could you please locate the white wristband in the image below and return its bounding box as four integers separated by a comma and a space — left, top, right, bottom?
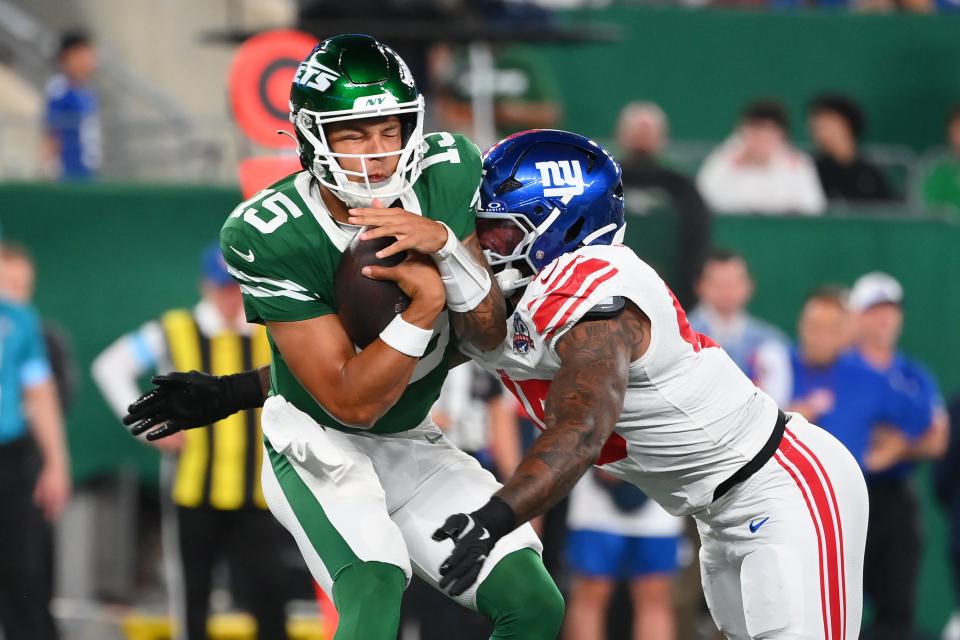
431, 222, 492, 312
379, 314, 434, 357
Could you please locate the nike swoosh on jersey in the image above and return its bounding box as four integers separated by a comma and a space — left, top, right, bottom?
230, 245, 255, 263
749, 516, 770, 533
426, 433, 443, 444
539, 261, 560, 284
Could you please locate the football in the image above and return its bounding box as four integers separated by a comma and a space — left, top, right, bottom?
334, 232, 410, 348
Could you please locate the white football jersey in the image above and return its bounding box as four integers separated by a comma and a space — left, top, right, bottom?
464, 244, 780, 516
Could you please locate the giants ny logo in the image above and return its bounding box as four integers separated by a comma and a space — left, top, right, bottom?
294, 57, 341, 92
535, 160, 585, 200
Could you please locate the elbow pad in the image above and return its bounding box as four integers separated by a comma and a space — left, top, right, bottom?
431, 222, 492, 312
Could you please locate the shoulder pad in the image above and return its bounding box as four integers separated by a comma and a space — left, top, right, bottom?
580, 296, 626, 321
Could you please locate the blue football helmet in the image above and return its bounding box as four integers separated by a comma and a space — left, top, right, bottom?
476, 129, 625, 293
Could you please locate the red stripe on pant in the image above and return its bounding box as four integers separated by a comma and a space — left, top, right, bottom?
786, 427, 848, 640
774, 451, 830, 639
775, 435, 845, 640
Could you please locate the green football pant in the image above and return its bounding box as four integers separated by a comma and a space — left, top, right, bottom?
329, 549, 563, 640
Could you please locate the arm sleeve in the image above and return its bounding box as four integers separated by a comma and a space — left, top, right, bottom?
91, 321, 167, 419
18, 308, 52, 389
220, 223, 333, 324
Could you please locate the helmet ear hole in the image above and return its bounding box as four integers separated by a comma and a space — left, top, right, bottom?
398, 113, 417, 146
564, 217, 586, 244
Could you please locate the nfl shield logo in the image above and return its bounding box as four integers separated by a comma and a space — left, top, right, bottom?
512, 314, 534, 354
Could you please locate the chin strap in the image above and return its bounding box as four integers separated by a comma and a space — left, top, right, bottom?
494, 268, 524, 294
431, 222, 492, 312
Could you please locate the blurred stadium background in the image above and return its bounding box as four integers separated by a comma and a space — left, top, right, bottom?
2, 0, 960, 639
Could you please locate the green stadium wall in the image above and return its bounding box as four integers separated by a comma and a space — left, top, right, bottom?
548, 7, 960, 150
3, 183, 957, 631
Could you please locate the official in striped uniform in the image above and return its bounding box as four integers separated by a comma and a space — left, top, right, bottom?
92, 244, 292, 640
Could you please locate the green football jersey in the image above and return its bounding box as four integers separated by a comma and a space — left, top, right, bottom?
220, 132, 481, 434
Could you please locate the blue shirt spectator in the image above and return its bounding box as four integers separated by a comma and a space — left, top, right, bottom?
791, 349, 930, 468
45, 76, 100, 180
848, 350, 943, 479
0, 299, 53, 443
790, 286, 931, 471
848, 271, 948, 478
44, 31, 100, 181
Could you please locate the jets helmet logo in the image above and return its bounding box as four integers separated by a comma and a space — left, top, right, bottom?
535, 160, 585, 200
294, 56, 341, 92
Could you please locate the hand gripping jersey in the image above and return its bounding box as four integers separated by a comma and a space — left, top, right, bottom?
464, 244, 780, 516
220, 132, 481, 434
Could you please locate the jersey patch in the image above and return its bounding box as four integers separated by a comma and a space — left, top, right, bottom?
512, 313, 535, 354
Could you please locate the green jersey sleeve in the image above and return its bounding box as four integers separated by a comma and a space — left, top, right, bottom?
220, 184, 336, 324
418, 132, 482, 241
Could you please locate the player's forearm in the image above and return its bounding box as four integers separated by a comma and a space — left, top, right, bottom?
495, 315, 635, 524
495, 364, 622, 523
443, 235, 506, 352
25, 381, 69, 470
449, 289, 506, 352
496, 408, 615, 525
328, 342, 424, 427
319, 298, 443, 427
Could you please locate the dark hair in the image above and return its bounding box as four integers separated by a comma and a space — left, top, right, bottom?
809, 93, 866, 140
704, 248, 744, 265
804, 285, 849, 309
741, 100, 789, 133
0, 241, 33, 265
698, 248, 750, 281
58, 30, 92, 59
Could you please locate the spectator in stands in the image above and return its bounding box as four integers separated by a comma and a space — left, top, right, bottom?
808, 93, 898, 203
617, 101, 711, 307
0, 255, 70, 640
847, 272, 947, 640
922, 105, 960, 217
790, 286, 930, 474
0, 243, 78, 414
688, 249, 792, 406
44, 30, 101, 181
92, 243, 296, 640
564, 469, 681, 640
936, 394, 960, 640
697, 100, 825, 215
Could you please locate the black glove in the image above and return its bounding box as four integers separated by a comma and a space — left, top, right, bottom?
122, 369, 265, 441
432, 497, 516, 596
